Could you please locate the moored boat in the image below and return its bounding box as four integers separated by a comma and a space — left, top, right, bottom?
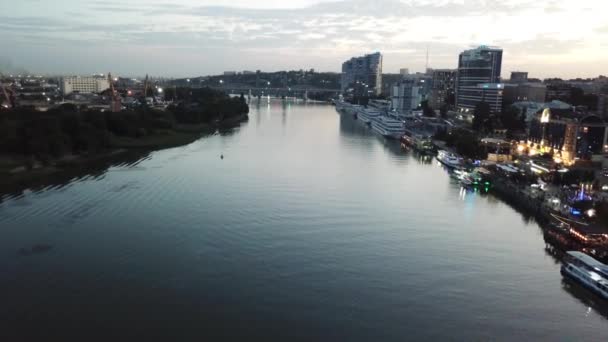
371, 115, 405, 139
436, 150, 463, 168
356, 107, 383, 125
561, 251, 608, 300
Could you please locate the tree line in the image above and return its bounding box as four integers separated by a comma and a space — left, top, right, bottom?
0, 87, 248, 161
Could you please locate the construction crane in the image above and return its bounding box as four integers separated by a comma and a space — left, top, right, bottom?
107, 72, 121, 112
143, 74, 151, 98
0, 73, 16, 109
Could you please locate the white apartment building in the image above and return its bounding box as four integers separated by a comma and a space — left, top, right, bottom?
61, 76, 110, 95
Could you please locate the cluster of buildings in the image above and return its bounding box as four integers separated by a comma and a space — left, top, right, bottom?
341, 48, 608, 245
0, 73, 169, 111
340, 46, 608, 166
341, 46, 524, 114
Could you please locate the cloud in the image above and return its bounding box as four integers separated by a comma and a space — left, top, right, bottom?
596, 25, 608, 34
0, 0, 606, 78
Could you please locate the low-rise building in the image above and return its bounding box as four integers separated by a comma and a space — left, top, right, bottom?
510, 71, 529, 83
61, 75, 109, 95
503, 82, 547, 104
458, 83, 504, 113
512, 100, 573, 121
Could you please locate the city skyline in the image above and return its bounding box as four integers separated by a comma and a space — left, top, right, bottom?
1, 0, 607, 78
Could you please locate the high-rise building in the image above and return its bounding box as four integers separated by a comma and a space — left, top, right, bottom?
430, 69, 456, 109
456, 46, 503, 113
402, 72, 433, 102
341, 52, 383, 96
391, 79, 421, 113
61, 75, 110, 95
400, 68, 409, 76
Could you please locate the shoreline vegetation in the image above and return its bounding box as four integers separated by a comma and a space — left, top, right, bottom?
0, 88, 249, 193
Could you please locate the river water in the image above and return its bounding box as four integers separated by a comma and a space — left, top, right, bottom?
1, 100, 607, 340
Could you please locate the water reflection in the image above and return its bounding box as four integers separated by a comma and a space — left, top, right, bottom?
0, 150, 151, 201
561, 278, 608, 319
1, 101, 607, 340
338, 111, 372, 138
281, 100, 288, 127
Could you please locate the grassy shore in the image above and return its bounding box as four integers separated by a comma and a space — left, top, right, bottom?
0, 114, 248, 194
109, 131, 205, 149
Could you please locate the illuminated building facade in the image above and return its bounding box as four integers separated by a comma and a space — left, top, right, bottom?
528, 108, 608, 164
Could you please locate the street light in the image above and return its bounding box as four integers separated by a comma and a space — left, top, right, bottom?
157, 88, 163, 93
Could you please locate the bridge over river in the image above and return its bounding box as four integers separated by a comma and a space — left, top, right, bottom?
209, 85, 341, 99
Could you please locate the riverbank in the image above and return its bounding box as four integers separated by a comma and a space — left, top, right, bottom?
0, 114, 248, 195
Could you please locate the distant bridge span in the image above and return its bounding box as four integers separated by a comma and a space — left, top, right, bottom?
210, 86, 341, 98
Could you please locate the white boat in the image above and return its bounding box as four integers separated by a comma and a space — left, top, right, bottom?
356, 107, 383, 125
436, 150, 463, 168
561, 251, 608, 300
371, 115, 404, 139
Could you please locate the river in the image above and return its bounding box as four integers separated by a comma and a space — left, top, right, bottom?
1, 99, 607, 340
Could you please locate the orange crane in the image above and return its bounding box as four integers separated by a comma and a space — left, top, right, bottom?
108, 72, 121, 112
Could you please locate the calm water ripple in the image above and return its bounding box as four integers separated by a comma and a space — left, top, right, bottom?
0, 100, 607, 340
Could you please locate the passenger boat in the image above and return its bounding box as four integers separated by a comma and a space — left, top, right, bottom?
334, 100, 360, 116
371, 115, 405, 139
436, 150, 463, 168
561, 251, 608, 300
356, 107, 383, 125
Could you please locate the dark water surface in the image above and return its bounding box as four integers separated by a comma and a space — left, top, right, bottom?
1, 100, 607, 340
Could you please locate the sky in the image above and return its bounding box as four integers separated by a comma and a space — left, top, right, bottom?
0, 0, 607, 79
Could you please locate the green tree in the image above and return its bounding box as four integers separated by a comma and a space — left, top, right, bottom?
500, 105, 524, 132
445, 129, 484, 159
472, 102, 491, 132
421, 100, 435, 117
519, 107, 527, 130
